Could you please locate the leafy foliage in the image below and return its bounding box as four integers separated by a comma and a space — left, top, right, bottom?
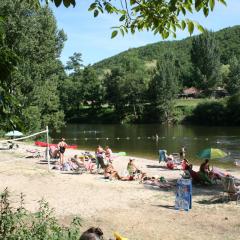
0, 0, 67, 132
41, 0, 228, 39
226, 56, 240, 94
0, 188, 82, 240
191, 31, 221, 90
147, 53, 179, 122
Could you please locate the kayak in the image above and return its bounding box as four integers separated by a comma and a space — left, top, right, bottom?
35, 141, 77, 149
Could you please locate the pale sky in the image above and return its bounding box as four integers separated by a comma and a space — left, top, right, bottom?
50, 0, 240, 65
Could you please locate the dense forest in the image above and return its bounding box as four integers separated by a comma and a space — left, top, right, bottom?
1, 0, 240, 133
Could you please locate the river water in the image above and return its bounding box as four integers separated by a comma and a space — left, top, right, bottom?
51, 124, 240, 167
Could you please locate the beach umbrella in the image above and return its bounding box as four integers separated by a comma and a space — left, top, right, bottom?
5, 130, 24, 137
197, 148, 227, 160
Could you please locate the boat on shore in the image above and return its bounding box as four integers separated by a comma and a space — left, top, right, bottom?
35, 141, 77, 149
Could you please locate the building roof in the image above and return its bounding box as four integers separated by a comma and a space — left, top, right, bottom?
183, 87, 200, 95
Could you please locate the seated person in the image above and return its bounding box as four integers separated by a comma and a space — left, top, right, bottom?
104, 163, 121, 180
49, 146, 59, 159
181, 158, 190, 170
198, 159, 212, 185
224, 175, 240, 193
127, 158, 146, 179
105, 145, 113, 163
185, 164, 201, 183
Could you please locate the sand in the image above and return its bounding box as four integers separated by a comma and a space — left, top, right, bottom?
0, 143, 240, 240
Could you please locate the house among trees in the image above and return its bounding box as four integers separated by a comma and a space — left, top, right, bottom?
179, 87, 200, 98
209, 87, 229, 98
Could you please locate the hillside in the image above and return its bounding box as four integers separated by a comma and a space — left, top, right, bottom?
94, 25, 240, 78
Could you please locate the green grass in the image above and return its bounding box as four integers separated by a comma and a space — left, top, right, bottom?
174, 98, 210, 107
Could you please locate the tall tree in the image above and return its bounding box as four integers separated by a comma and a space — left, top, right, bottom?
81, 66, 105, 109
0, 0, 67, 132
148, 53, 179, 122
226, 56, 240, 94
65, 52, 84, 74
191, 31, 221, 90
105, 55, 149, 121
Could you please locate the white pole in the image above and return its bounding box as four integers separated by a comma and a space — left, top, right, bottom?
46, 126, 50, 171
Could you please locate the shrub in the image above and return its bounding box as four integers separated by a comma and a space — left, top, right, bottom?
226, 92, 240, 125
187, 100, 226, 125
0, 188, 82, 240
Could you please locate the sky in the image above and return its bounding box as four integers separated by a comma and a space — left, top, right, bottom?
50, 0, 240, 66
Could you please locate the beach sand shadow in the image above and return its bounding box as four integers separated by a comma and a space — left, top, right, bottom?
151, 204, 176, 210
146, 165, 181, 171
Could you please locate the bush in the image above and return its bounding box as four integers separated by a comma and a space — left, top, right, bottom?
0, 188, 82, 240
187, 100, 226, 125
226, 92, 240, 125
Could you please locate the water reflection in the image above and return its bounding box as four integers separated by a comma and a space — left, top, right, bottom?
51, 124, 240, 167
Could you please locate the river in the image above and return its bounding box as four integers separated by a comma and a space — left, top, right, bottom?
51, 124, 240, 167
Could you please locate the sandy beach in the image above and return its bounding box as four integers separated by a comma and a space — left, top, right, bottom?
1, 142, 240, 240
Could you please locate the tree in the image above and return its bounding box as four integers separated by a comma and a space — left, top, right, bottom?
65, 52, 84, 74
191, 31, 221, 90
0, 0, 67, 132
226, 56, 240, 94
81, 66, 105, 109
148, 53, 179, 122
104, 54, 149, 121
0, 16, 20, 130
38, 0, 227, 39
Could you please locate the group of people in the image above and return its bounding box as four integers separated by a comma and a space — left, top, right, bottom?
51, 140, 146, 181
182, 158, 219, 185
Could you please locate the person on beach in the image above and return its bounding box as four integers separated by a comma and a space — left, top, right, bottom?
105, 145, 113, 163
79, 227, 104, 240
179, 146, 186, 159
181, 158, 190, 170
95, 145, 105, 170
104, 163, 121, 180
199, 159, 212, 184
127, 158, 146, 179
58, 138, 67, 166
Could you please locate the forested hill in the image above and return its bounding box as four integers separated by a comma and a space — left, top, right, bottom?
94, 25, 240, 70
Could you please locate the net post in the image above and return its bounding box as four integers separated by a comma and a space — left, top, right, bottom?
46, 126, 50, 171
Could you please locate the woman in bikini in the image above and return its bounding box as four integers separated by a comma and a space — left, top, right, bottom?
58, 138, 67, 166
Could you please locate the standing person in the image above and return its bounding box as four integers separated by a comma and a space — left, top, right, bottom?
179, 145, 186, 159
105, 145, 113, 163
58, 138, 67, 166
95, 145, 105, 170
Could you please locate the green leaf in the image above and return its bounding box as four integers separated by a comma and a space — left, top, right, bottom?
120, 28, 125, 36
181, 20, 186, 30
162, 31, 169, 39
119, 15, 125, 22
195, 0, 203, 11
203, 7, 209, 17
71, 0, 76, 7
187, 21, 194, 35
63, 0, 70, 8
209, 0, 215, 11
195, 0, 202, 9
111, 30, 118, 39
94, 10, 99, 17
219, 0, 227, 6
88, 3, 97, 11
54, 0, 62, 7
197, 24, 205, 33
